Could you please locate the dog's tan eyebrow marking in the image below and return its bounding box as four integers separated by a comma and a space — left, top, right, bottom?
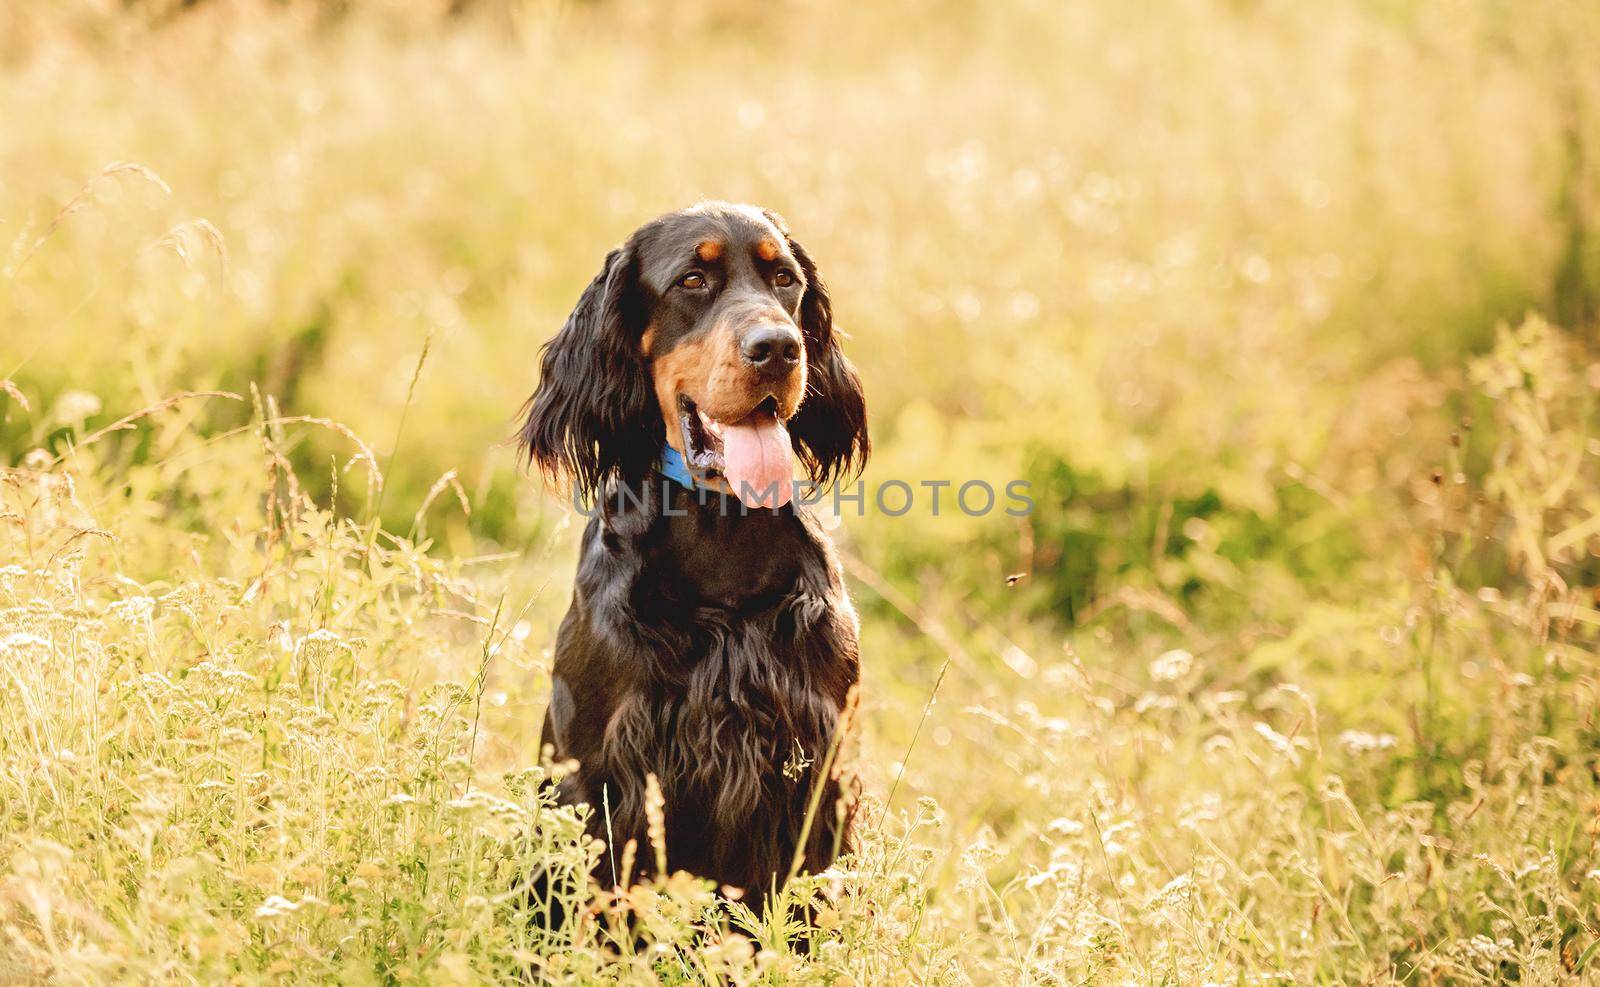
755, 237, 780, 262
695, 239, 724, 262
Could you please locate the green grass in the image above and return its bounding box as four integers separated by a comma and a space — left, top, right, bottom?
5, 1, 1600, 982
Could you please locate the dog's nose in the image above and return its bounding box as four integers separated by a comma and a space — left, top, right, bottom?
740, 324, 803, 377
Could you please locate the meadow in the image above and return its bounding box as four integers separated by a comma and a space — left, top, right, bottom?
4, 0, 1600, 982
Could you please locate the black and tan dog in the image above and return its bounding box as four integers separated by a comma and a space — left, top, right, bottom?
518, 202, 869, 911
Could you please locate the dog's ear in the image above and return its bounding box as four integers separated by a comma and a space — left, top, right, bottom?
518, 241, 659, 497
768, 213, 870, 487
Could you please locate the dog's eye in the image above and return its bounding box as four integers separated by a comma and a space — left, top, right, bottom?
773, 269, 797, 288
678, 272, 707, 290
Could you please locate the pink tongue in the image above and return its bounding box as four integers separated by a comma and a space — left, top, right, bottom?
721, 413, 795, 509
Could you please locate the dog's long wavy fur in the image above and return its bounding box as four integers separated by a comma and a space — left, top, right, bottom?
518, 205, 869, 915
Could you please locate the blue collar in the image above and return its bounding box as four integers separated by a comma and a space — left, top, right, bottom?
658, 444, 716, 492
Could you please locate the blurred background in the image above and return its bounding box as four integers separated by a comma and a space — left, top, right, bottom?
8, 0, 1598, 609
7, 0, 1599, 668
6, 0, 1600, 981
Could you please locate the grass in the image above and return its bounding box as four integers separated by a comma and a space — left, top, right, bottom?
5, 0, 1600, 982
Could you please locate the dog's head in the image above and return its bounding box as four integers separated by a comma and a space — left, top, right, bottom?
518, 202, 869, 508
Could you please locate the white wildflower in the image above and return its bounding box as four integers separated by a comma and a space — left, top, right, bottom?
1025, 858, 1081, 890
1338, 730, 1398, 756
106, 596, 156, 622
254, 894, 324, 920
1046, 817, 1084, 837
1254, 722, 1306, 765
1459, 934, 1512, 964
51, 389, 102, 425
958, 835, 1001, 892
446, 788, 520, 815
1145, 873, 1195, 909
1, 632, 51, 657
1149, 648, 1194, 682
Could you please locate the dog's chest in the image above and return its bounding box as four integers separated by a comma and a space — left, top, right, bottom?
641, 488, 818, 610
634, 496, 843, 789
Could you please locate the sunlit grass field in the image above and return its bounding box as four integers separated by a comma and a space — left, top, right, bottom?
5, 1, 1600, 982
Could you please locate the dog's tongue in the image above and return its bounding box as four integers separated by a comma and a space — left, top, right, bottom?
721, 411, 794, 509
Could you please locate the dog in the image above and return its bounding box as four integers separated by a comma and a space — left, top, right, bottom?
518, 202, 869, 913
